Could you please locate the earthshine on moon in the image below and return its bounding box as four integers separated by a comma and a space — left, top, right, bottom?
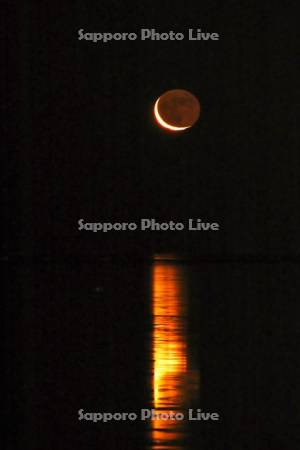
154, 89, 201, 132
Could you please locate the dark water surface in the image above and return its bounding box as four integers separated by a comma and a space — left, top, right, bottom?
8, 257, 299, 449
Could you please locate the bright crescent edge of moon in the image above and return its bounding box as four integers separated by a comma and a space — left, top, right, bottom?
154, 98, 190, 131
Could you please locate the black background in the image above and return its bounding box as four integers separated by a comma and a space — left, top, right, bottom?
5, 1, 299, 260
3, 2, 300, 450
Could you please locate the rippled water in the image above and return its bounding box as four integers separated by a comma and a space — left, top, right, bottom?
149, 258, 200, 449
10, 257, 297, 449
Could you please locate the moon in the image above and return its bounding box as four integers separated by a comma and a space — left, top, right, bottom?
154, 89, 201, 132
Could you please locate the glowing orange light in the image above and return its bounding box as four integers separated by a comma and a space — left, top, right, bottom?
150, 260, 200, 449
154, 98, 190, 131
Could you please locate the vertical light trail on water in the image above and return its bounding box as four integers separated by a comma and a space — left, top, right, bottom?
150, 257, 199, 449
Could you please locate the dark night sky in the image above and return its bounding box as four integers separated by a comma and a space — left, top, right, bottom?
3, 5, 300, 450
6, 2, 299, 259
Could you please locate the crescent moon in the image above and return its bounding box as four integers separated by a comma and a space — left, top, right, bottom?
154, 98, 190, 131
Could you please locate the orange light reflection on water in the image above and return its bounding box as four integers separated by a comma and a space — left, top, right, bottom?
153, 263, 188, 409
150, 261, 199, 449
